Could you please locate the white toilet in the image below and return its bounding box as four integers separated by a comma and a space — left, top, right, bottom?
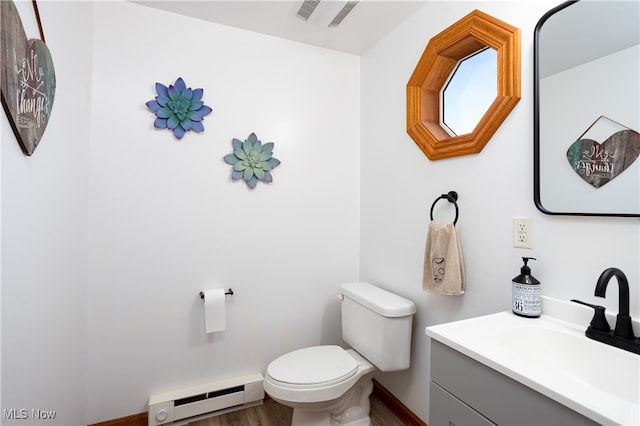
264, 282, 416, 425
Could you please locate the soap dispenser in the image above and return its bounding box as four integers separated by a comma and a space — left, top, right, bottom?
512, 257, 541, 318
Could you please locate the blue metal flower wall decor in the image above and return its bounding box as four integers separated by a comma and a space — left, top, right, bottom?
224, 133, 281, 189
146, 77, 212, 139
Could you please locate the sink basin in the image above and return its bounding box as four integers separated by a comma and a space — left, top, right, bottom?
425, 301, 640, 426
496, 325, 639, 405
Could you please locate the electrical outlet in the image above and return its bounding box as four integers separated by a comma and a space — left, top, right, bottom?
513, 217, 533, 249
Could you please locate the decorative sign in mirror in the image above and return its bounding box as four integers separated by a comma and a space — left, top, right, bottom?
407, 9, 520, 160
534, 0, 640, 217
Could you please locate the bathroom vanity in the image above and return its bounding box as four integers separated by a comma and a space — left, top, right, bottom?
425, 297, 640, 426
428, 340, 596, 425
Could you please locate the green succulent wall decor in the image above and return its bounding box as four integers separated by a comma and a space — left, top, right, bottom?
224, 133, 281, 189
145, 77, 212, 139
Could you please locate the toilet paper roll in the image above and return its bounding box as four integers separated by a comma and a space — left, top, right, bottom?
203, 288, 226, 333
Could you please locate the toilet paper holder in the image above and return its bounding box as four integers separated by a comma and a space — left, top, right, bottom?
200, 289, 234, 299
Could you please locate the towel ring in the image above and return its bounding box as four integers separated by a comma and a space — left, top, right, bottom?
430, 191, 459, 225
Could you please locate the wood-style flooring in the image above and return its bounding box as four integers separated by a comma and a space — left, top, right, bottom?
189, 393, 406, 426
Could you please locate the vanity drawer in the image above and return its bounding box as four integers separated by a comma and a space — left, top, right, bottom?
430, 340, 597, 426
430, 380, 496, 426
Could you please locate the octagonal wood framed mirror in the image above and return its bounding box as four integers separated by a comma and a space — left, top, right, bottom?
407, 9, 521, 160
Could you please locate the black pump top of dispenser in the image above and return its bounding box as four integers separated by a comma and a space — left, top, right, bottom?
513, 257, 540, 285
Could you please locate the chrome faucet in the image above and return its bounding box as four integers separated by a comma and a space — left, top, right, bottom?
572, 267, 639, 354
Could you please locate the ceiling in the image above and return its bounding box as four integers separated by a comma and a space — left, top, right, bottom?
130, 1, 427, 55
539, 0, 640, 77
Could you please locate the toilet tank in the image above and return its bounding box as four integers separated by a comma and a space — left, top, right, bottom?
340, 282, 416, 372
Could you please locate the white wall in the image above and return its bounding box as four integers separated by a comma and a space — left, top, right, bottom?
540, 45, 640, 213
360, 1, 639, 422
1, 1, 93, 425
86, 2, 360, 422
2, 1, 639, 425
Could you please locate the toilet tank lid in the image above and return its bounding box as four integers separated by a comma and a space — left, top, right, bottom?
341, 282, 416, 317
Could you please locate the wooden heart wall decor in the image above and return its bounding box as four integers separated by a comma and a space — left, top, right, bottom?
1, 0, 56, 156
566, 129, 640, 189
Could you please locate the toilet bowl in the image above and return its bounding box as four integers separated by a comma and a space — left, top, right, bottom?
264, 346, 376, 425
264, 282, 416, 426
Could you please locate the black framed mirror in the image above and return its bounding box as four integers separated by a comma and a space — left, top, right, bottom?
534, 1, 640, 217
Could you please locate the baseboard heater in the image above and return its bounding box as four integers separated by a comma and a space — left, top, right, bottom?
148, 373, 264, 426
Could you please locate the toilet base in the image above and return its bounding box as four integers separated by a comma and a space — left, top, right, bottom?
292, 412, 370, 426
289, 373, 374, 426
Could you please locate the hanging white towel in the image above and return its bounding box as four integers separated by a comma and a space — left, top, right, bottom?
422, 221, 465, 295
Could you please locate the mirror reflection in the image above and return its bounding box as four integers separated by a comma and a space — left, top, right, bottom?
442, 48, 497, 136
535, 0, 640, 216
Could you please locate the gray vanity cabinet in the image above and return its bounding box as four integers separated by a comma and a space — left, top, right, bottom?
428, 340, 598, 426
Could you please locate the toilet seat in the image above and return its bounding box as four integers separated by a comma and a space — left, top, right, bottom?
264, 346, 374, 404
266, 345, 357, 387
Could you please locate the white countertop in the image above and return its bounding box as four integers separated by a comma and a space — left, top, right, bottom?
425, 297, 640, 426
